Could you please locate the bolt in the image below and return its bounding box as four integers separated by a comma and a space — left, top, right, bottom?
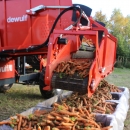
26, 10, 30, 13
99, 67, 106, 73
101, 67, 106, 73
90, 79, 95, 91
32, 11, 36, 14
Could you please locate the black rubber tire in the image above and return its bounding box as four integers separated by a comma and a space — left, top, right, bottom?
39, 68, 54, 99
0, 84, 13, 93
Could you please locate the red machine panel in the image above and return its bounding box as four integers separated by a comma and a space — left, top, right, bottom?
0, 0, 30, 50
0, 0, 72, 51
0, 60, 15, 79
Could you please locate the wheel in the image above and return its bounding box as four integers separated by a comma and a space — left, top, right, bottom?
39, 68, 54, 99
0, 84, 13, 93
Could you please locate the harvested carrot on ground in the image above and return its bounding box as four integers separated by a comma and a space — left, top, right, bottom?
0, 121, 11, 125
62, 91, 116, 114
0, 102, 113, 130
99, 79, 122, 92
0, 80, 118, 130
17, 115, 22, 130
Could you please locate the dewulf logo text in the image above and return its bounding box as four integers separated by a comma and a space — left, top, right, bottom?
0, 65, 13, 72
7, 15, 28, 23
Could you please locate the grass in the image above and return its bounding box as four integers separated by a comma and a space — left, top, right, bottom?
0, 84, 44, 121
0, 67, 130, 129
105, 67, 130, 87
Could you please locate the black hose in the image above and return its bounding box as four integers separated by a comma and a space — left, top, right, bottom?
0, 6, 83, 55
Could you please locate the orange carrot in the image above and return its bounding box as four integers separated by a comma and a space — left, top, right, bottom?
0, 121, 11, 125
59, 110, 79, 117
50, 112, 61, 117
60, 122, 74, 126
52, 128, 60, 130
37, 126, 42, 130
17, 115, 22, 130
56, 125, 72, 129
72, 121, 78, 130
47, 114, 55, 120
22, 120, 27, 127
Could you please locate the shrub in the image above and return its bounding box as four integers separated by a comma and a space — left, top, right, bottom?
124, 61, 130, 68
114, 61, 124, 68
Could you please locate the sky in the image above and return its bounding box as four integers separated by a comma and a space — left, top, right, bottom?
72, 0, 130, 19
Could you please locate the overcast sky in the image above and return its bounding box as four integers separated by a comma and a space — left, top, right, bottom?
72, 0, 130, 18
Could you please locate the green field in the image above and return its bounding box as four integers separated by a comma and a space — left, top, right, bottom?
0, 67, 130, 129
105, 68, 130, 87
0, 84, 44, 121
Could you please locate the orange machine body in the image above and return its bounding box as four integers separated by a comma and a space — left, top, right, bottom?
0, 0, 117, 97
0, 0, 72, 51
0, 60, 15, 79
0, 0, 73, 83
44, 21, 117, 97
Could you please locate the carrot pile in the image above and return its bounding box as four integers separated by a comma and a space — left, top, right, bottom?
62, 92, 116, 114
82, 37, 95, 47
60, 79, 122, 115
54, 59, 92, 78
99, 80, 122, 93
0, 102, 112, 130
0, 63, 122, 130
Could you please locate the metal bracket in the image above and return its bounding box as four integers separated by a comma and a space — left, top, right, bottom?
90, 79, 95, 91
26, 5, 70, 15
64, 25, 73, 30
26, 5, 45, 15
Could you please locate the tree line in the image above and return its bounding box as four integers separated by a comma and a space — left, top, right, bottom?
94, 9, 130, 68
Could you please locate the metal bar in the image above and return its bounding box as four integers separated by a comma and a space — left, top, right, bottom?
17, 57, 20, 73
0, 78, 15, 86
45, 6, 70, 9
26, 5, 70, 14
53, 30, 97, 35
82, 11, 90, 27
19, 72, 39, 82
3, 0, 7, 47
22, 56, 26, 75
